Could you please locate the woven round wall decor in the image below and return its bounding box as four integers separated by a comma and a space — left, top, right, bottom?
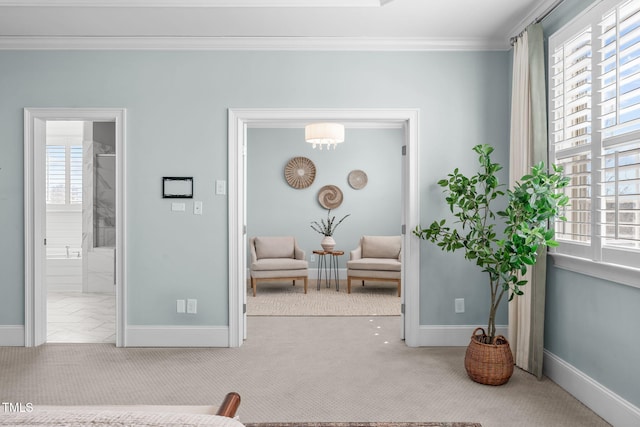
348, 169, 368, 190
284, 156, 316, 189
317, 185, 343, 209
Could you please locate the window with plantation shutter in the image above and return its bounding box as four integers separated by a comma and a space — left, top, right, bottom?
46, 145, 67, 204
70, 146, 83, 205
549, 0, 640, 270
45, 121, 83, 210
551, 25, 593, 252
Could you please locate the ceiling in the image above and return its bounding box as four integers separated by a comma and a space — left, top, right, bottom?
0, 0, 559, 50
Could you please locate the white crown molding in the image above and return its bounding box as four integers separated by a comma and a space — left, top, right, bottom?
0, 36, 510, 51
0, 0, 386, 7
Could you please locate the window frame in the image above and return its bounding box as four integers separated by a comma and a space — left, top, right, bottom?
548, 0, 640, 289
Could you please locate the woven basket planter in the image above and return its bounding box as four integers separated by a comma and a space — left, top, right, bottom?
464, 327, 514, 386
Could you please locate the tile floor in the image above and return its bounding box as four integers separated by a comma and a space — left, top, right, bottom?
47, 291, 116, 343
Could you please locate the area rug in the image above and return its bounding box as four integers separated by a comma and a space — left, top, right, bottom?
246, 280, 401, 316
244, 423, 481, 427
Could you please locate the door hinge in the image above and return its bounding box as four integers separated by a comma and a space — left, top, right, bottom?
243, 225, 247, 235
44, 238, 47, 246
243, 303, 247, 314
401, 303, 405, 314
401, 224, 406, 235
402, 145, 407, 156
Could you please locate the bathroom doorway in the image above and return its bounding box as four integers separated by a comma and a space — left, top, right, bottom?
24, 108, 126, 347
45, 120, 116, 343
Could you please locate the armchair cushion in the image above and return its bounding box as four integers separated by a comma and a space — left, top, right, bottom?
251, 258, 308, 272
361, 235, 401, 259
255, 236, 295, 259
347, 258, 401, 272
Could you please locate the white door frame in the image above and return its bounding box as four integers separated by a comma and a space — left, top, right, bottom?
24, 108, 127, 347
228, 108, 421, 347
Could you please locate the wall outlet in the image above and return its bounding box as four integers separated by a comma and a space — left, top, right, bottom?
310, 254, 316, 262
187, 298, 197, 314
455, 298, 465, 313
177, 299, 186, 313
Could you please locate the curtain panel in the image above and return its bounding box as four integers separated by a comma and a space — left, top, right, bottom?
508, 23, 547, 380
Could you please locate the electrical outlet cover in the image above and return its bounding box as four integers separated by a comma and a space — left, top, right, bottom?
177, 299, 186, 313
187, 299, 197, 314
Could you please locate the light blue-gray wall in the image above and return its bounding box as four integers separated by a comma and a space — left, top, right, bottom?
0, 50, 510, 330
247, 127, 403, 269
541, 0, 640, 408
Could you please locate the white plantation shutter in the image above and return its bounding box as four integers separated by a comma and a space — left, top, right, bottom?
598, 0, 640, 256
70, 146, 83, 205
551, 26, 593, 250
46, 146, 67, 204
601, 144, 640, 252
46, 144, 83, 207
549, 0, 640, 268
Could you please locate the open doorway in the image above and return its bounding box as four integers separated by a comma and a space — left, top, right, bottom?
228, 108, 421, 348
24, 108, 127, 347
44, 120, 116, 343
245, 126, 403, 317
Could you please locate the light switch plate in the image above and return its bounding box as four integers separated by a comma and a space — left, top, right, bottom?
455, 298, 465, 313
215, 180, 226, 195
194, 201, 203, 215
171, 202, 186, 212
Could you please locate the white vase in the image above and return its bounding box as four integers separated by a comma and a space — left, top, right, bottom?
321, 235, 335, 252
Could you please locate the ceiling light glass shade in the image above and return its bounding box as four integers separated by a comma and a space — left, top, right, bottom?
305, 123, 345, 150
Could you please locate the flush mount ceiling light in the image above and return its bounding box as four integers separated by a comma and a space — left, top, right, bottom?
305, 122, 345, 150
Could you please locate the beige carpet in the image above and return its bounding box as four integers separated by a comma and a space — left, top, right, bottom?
0, 317, 609, 427
247, 280, 401, 316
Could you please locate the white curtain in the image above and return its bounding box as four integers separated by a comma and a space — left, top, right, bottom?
508, 23, 547, 379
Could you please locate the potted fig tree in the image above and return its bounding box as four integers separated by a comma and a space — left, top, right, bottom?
413, 144, 569, 385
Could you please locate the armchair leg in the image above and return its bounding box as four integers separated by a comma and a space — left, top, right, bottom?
347, 276, 352, 294
251, 277, 257, 297
303, 277, 308, 294
397, 279, 401, 297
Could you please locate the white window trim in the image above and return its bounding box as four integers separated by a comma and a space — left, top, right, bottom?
548, 0, 640, 285
549, 252, 640, 289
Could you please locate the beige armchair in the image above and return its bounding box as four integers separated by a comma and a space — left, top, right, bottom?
249, 236, 308, 296
347, 235, 402, 297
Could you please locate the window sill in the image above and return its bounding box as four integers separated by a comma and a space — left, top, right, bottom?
548, 253, 640, 290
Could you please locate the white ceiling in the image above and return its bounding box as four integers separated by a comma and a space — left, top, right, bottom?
0, 0, 559, 50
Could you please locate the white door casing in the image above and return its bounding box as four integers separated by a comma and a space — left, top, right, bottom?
24, 108, 127, 347
228, 108, 420, 347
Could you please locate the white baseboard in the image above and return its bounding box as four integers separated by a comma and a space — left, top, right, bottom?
125, 326, 229, 347
544, 350, 640, 427
0, 325, 25, 346
416, 325, 508, 346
